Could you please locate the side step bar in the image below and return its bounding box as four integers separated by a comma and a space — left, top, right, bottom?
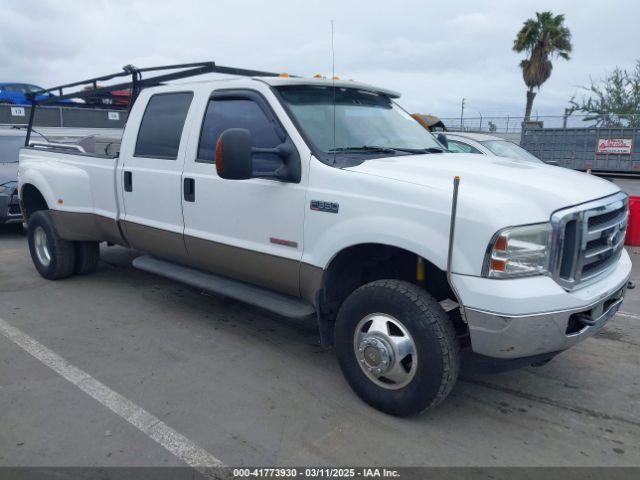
132, 255, 316, 320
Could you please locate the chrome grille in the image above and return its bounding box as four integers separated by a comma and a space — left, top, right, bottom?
551, 192, 628, 289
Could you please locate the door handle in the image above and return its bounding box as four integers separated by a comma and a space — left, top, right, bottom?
183, 178, 195, 202
124, 171, 132, 192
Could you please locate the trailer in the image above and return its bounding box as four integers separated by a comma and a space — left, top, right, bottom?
521, 126, 640, 174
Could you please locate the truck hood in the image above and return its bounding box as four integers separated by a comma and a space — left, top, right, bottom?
345, 153, 620, 214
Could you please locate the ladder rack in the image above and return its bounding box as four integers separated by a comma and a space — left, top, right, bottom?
25, 61, 288, 145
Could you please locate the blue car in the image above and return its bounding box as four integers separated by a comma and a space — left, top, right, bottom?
0, 83, 65, 105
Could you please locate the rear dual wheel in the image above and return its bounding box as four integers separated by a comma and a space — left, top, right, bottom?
27, 210, 100, 279
74, 241, 100, 275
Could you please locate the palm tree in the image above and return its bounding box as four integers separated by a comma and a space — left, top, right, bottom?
513, 11, 572, 121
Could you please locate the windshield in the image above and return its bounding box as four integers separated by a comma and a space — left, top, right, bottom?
481, 140, 543, 164
276, 85, 443, 164
24, 84, 44, 93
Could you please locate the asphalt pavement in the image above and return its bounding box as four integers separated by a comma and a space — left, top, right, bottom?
1, 224, 639, 468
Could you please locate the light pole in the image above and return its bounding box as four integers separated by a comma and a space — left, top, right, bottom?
460, 98, 466, 130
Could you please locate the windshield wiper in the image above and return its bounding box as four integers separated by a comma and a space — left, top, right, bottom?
423, 147, 447, 153
393, 146, 447, 154
328, 145, 447, 155
327, 145, 399, 154
382, 146, 447, 154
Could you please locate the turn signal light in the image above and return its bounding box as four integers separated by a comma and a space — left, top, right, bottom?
279, 72, 290, 78
494, 235, 508, 251
490, 258, 506, 272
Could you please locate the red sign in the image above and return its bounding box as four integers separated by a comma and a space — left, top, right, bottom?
597, 138, 633, 154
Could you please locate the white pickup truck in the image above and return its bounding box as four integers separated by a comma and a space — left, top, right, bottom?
18, 66, 631, 416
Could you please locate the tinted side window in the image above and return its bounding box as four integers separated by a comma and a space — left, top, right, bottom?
197, 98, 281, 163
134, 92, 193, 159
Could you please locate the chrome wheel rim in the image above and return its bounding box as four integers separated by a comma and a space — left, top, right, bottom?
353, 313, 418, 390
33, 226, 51, 267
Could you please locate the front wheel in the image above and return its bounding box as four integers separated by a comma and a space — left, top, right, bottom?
335, 280, 459, 416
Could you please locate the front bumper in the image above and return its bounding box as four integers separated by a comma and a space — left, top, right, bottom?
0, 190, 22, 224
453, 249, 632, 359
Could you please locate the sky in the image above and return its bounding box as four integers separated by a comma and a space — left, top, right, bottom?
1, 0, 638, 118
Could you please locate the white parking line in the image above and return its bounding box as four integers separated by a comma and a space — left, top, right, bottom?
0, 317, 224, 469
617, 311, 640, 320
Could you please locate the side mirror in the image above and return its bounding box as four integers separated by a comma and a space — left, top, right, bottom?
436, 133, 449, 150
215, 128, 253, 180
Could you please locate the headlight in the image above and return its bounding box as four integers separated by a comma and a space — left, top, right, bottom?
483, 223, 552, 278
0, 185, 6, 193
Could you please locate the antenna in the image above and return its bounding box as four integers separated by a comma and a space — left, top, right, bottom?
331, 19, 337, 165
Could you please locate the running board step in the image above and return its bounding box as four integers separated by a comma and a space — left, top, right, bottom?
132, 255, 316, 320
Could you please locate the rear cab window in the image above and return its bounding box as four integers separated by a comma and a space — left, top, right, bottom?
134, 92, 193, 159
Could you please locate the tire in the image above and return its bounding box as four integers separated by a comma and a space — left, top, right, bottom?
27, 210, 76, 280
74, 241, 100, 274
335, 279, 459, 416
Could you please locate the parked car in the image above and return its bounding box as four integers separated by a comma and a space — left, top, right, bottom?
18, 70, 630, 416
441, 131, 551, 164
82, 85, 131, 107
0, 83, 67, 105
0, 135, 24, 225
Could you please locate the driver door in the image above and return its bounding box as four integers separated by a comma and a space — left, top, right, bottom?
180, 89, 307, 297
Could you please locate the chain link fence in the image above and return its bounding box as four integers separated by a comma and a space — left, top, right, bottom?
0, 104, 128, 129
439, 114, 640, 134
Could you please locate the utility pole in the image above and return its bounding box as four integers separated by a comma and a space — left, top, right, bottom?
460, 98, 466, 130
563, 107, 570, 128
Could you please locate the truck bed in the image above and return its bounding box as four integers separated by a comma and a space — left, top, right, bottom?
19, 145, 121, 223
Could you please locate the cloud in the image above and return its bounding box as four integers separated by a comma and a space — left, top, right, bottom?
0, 0, 637, 117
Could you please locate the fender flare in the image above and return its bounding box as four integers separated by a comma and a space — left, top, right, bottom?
19, 161, 93, 213
303, 216, 452, 274
19, 169, 57, 209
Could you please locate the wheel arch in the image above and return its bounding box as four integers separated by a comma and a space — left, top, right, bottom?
20, 182, 50, 220
314, 242, 463, 346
